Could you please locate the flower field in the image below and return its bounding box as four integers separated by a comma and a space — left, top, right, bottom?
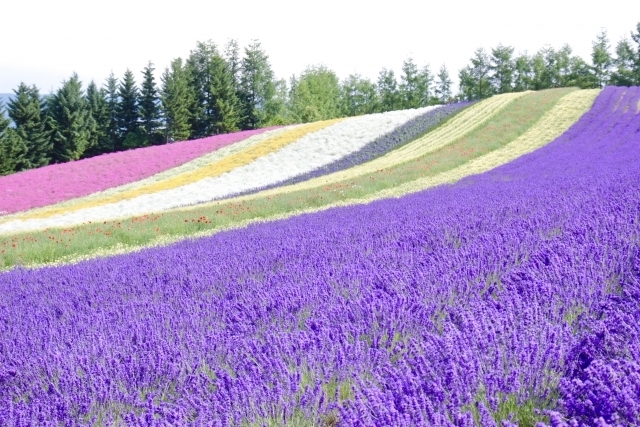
0, 127, 276, 215
1, 87, 639, 426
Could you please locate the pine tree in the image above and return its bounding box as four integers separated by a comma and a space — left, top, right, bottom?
116, 69, 141, 149
377, 68, 401, 112
209, 55, 241, 133
161, 58, 193, 142
139, 61, 163, 145
591, 30, 613, 88
8, 83, 51, 170
83, 81, 111, 157
186, 41, 218, 138
434, 65, 453, 103
239, 40, 277, 129
46, 73, 96, 162
103, 72, 119, 153
0, 101, 24, 175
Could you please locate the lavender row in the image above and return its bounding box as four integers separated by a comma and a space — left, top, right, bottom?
227, 102, 472, 200
0, 87, 639, 426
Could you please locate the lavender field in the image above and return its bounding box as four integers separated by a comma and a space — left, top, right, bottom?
0, 86, 639, 426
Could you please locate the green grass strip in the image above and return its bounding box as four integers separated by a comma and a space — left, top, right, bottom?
0, 88, 581, 271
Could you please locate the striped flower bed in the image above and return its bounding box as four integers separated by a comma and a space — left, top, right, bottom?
0, 127, 277, 215
0, 108, 435, 233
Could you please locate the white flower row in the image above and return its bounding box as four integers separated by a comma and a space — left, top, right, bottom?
0, 107, 438, 234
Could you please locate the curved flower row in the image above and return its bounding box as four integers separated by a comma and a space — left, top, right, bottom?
230, 91, 527, 202
1, 87, 638, 426
0, 107, 434, 233
229, 101, 472, 199
0, 127, 276, 215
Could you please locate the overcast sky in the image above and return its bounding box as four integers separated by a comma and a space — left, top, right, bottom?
1, 0, 639, 93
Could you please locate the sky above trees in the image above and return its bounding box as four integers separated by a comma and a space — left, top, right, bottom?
2, 0, 639, 93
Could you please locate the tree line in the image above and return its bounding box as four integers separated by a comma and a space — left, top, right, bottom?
1, 23, 639, 176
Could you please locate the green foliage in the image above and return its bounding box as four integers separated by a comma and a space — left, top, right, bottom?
377, 68, 401, 112
591, 29, 613, 88
459, 48, 493, 100
631, 22, 640, 85
0, 102, 23, 175
8, 83, 51, 170
434, 65, 453, 103
83, 81, 111, 157
513, 54, 533, 92
209, 55, 241, 133
139, 62, 163, 145
399, 58, 433, 108
490, 44, 515, 93
47, 73, 96, 162
103, 72, 119, 153
339, 74, 379, 116
610, 38, 636, 86
161, 58, 193, 142
186, 40, 219, 138
289, 65, 341, 123
116, 69, 140, 149
239, 40, 277, 129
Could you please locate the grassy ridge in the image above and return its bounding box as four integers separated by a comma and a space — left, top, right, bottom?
0, 88, 586, 270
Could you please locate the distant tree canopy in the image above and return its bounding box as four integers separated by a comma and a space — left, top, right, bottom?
1, 22, 639, 176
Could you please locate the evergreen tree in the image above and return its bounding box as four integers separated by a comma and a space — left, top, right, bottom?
490, 44, 515, 93
239, 40, 277, 129
377, 68, 401, 112
0, 101, 23, 175
47, 73, 96, 162
83, 81, 111, 157
288, 65, 341, 123
186, 41, 218, 138
8, 83, 51, 170
209, 55, 241, 133
459, 48, 493, 100
434, 65, 453, 103
340, 74, 379, 116
116, 69, 141, 149
103, 72, 119, 153
610, 38, 636, 86
224, 39, 241, 91
591, 30, 612, 88
161, 58, 193, 142
139, 61, 163, 145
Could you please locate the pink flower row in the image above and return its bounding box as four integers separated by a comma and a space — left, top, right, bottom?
0, 128, 276, 215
